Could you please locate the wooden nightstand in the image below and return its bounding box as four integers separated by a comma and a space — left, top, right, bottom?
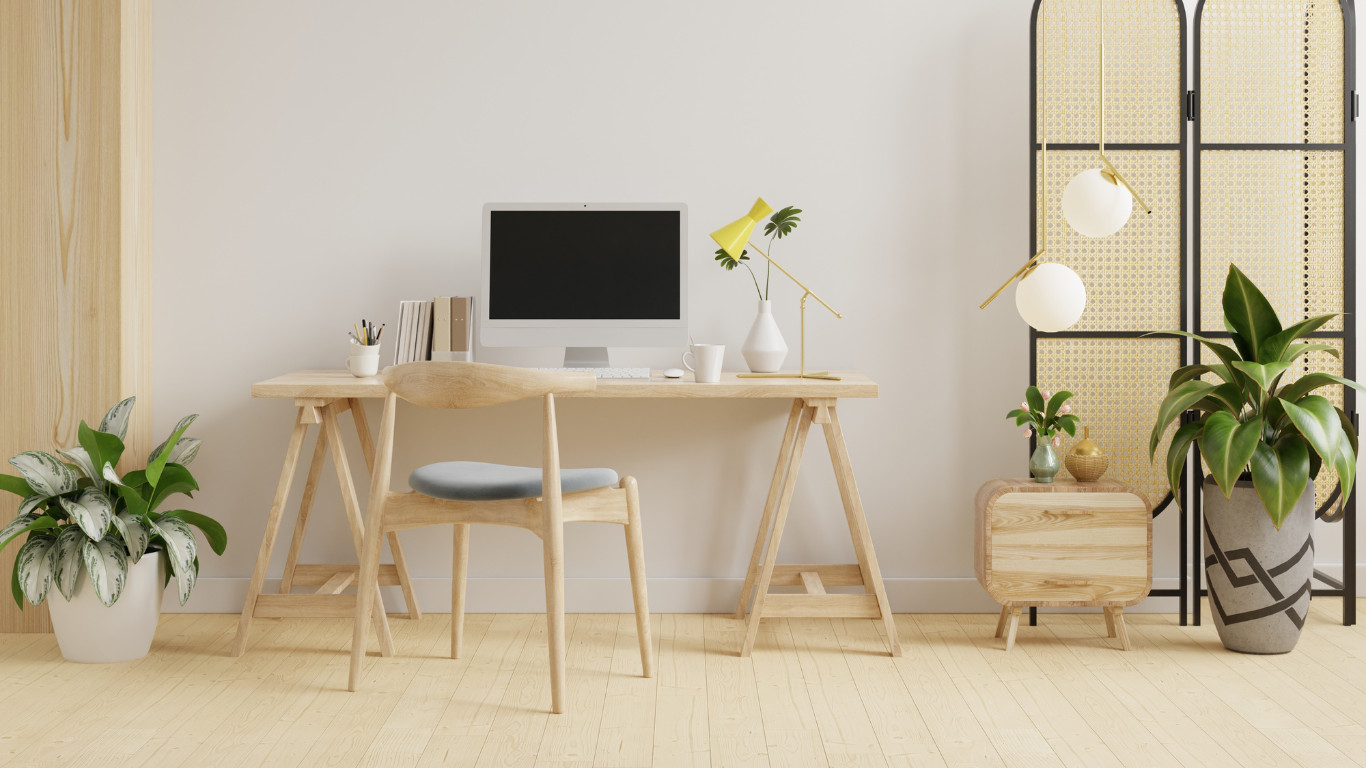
974, 478, 1152, 651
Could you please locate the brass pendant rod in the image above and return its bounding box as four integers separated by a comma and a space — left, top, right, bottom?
1095, 0, 1153, 215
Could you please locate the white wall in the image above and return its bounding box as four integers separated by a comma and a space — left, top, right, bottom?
152, 0, 1363, 613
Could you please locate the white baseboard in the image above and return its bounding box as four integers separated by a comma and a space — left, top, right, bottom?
162, 566, 1366, 614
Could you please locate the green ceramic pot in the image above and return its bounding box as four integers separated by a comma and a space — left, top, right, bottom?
1030, 443, 1060, 483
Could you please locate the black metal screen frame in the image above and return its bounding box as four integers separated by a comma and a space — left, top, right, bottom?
1190, 0, 1357, 627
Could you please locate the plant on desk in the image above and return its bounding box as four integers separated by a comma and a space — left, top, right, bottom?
1149, 264, 1363, 653
715, 205, 803, 373
0, 398, 227, 662
1007, 386, 1078, 483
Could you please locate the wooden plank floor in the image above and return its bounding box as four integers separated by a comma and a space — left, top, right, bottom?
2, 601, 1365, 767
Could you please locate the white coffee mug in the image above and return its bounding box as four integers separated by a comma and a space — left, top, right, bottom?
682, 344, 725, 383
347, 340, 380, 377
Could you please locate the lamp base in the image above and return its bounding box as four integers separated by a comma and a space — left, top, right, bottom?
736, 371, 842, 381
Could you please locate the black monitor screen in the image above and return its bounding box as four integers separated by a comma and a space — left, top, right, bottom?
488, 210, 681, 320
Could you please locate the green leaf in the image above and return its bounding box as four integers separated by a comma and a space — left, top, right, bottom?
1281, 343, 1341, 364
81, 538, 128, 607
1277, 373, 1366, 404
11, 554, 23, 608
77, 420, 125, 482
1250, 439, 1310, 530
150, 515, 197, 605
1280, 396, 1344, 469
17, 494, 47, 518
0, 513, 60, 552
16, 534, 58, 605
1230, 361, 1291, 393
1056, 414, 1079, 436
1164, 419, 1205, 501
762, 206, 802, 239
1338, 406, 1359, 457
52, 524, 87, 600
118, 512, 151, 563
1150, 380, 1218, 459
1333, 440, 1356, 518
8, 451, 77, 497
1222, 264, 1282, 362
713, 247, 749, 270
146, 414, 197, 488
147, 464, 199, 515
59, 488, 113, 542
1161, 331, 1252, 390
116, 482, 149, 520
98, 396, 136, 441
1045, 390, 1073, 421
1263, 314, 1339, 363
1169, 364, 1217, 389
0, 474, 34, 498
56, 446, 98, 482
1198, 413, 1263, 498
1025, 386, 1045, 414
162, 510, 228, 556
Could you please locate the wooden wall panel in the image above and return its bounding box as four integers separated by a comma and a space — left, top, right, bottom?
0, 0, 151, 633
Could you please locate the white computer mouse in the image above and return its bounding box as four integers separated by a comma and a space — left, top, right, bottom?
663, 368, 685, 379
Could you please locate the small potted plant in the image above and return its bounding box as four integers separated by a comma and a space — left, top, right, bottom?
1007, 386, 1078, 483
715, 205, 801, 373
1150, 264, 1361, 653
0, 398, 226, 663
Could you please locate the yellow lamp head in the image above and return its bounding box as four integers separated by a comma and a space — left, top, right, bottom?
710, 197, 774, 259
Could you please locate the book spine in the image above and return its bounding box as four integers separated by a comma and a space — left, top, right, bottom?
433, 297, 451, 355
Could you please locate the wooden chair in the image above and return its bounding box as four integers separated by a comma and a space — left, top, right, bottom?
348, 362, 653, 712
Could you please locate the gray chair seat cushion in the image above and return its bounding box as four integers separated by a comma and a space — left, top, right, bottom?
409, 461, 619, 502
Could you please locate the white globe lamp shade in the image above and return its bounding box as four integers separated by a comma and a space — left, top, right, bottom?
1062, 168, 1132, 238
1015, 262, 1086, 332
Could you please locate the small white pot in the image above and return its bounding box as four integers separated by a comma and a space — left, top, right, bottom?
48, 552, 164, 663
742, 299, 788, 373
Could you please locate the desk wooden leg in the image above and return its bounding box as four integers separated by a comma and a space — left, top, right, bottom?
736, 399, 805, 620
279, 424, 329, 595
822, 405, 901, 657
232, 409, 310, 657
322, 404, 395, 657
741, 405, 815, 657
350, 398, 421, 620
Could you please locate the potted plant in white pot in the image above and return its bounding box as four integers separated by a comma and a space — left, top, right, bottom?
714, 205, 802, 373
0, 398, 226, 663
1151, 264, 1361, 654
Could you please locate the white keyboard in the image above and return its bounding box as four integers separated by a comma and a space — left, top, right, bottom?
535, 367, 651, 379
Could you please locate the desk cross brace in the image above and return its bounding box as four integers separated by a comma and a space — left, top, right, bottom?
733, 397, 901, 657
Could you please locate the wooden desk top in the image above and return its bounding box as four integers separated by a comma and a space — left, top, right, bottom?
252, 369, 878, 400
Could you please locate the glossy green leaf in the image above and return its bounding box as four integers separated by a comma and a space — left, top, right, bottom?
17, 534, 58, 605
117, 482, 148, 520
8, 451, 77, 498
1230, 361, 1291, 393
1025, 386, 1045, 414
762, 206, 802, 239
0, 513, 59, 551
1333, 439, 1357, 519
1250, 439, 1311, 530
1278, 373, 1366, 404
1150, 380, 1217, 459
162, 510, 228, 556
1280, 396, 1344, 469
0, 473, 34, 498
77, 421, 124, 483
1164, 419, 1204, 502
1281, 343, 1341, 364
1045, 390, 1073, 421
1198, 413, 1263, 498
147, 464, 199, 515
1222, 264, 1282, 362
81, 538, 128, 607
98, 396, 136, 441
1263, 313, 1339, 363
146, 415, 197, 487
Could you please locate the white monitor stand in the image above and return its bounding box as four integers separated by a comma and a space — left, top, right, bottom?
563, 347, 611, 368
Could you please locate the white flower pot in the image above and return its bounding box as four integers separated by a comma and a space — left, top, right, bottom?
48, 552, 164, 663
742, 299, 788, 373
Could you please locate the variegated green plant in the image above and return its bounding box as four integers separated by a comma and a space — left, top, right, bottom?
1150, 264, 1364, 529
0, 398, 226, 609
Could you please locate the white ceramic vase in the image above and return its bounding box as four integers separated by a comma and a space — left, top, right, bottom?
742, 299, 788, 373
48, 552, 164, 663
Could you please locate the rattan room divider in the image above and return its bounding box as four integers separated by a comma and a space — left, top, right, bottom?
1029, 0, 1356, 627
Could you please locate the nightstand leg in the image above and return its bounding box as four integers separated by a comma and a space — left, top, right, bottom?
995, 606, 1011, 638
1103, 606, 1117, 638
1109, 607, 1131, 651
1004, 608, 1022, 652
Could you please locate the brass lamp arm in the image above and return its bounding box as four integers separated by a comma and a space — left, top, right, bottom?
744, 241, 843, 318
1098, 154, 1153, 215
980, 249, 1046, 309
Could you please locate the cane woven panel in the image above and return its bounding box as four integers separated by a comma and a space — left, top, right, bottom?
1197, 0, 1352, 513
1036, 0, 1184, 143
1036, 339, 1183, 507
1033, 0, 1185, 511
1199, 1, 1345, 143
1036, 149, 1182, 331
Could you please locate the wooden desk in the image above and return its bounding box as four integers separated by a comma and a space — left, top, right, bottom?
237, 368, 900, 657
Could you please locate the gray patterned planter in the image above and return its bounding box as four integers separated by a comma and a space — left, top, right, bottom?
1203, 477, 1314, 654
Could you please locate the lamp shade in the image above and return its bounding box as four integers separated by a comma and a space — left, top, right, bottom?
710, 197, 774, 258
1015, 262, 1086, 332
1062, 168, 1132, 238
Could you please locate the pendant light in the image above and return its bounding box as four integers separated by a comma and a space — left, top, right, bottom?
980, 0, 1086, 333
1061, 0, 1152, 238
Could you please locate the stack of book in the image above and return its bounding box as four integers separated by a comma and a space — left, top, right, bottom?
391, 297, 474, 366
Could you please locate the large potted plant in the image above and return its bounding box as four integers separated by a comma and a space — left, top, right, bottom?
0, 398, 226, 662
1150, 265, 1361, 653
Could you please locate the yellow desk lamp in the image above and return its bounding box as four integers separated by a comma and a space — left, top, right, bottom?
711, 198, 842, 381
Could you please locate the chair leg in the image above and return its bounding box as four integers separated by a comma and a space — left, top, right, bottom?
543, 516, 567, 714
622, 477, 653, 678
452, 523, 469, 659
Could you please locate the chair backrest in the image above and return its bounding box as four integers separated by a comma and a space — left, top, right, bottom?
383, 361, 595, 410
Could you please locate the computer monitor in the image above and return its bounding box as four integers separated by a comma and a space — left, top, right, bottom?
480, 202, 688, 367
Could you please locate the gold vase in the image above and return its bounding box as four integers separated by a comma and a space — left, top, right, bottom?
1064, 427, 1109, 482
